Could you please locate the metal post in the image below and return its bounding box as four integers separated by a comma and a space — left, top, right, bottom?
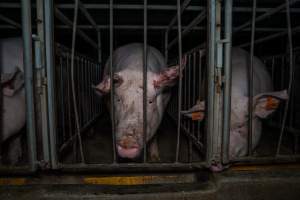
164, 30, 169, 63
248, 0, 257, 156
21, 0, 37, 171
70, 0, 85, 164
44, 0, 58, 169
36, 0, 51, 168
143, 0, 148, 162
222, 0, 232, 164
175, 0, 183, 163
206, 0, 216, 167
276, 0, 295, 155
110, 0, 117, 163
97, 31, 102, 64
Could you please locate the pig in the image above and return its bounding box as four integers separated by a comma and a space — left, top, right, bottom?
184, 47, 288, 171
93, 43, 183, 160
0, 37, 26, 164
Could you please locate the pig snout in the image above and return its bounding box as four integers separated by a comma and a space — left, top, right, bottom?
117, 134, 141, 159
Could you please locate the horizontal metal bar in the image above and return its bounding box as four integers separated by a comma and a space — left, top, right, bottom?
0, 24, 292, 32
234, 0, 299, 33
232, 155, 300, 164
1, 3, 300, 13
0, 166, 34, 176
0, 14, 21, 28
58, 162, 207, 173
54, 8, 98, 49
239, 26, 300, 47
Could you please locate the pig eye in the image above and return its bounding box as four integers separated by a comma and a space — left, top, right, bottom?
117, 98, 121, 102
149, 100, 153, 104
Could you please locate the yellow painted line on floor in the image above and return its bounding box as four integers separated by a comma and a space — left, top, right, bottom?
231, 164, 300, 171
83, 175, 182, 185
0, 178, 27, 185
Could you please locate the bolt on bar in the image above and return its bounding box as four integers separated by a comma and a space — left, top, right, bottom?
21, 0, 37, 171
276, 0, 295, 155
247, 0, 257, 156
0, 14, 21, 29
222, 0, 233, 164
110, 0, 117, 163
234, 0, 298, 33
175, 0, 183, 163
143, 0, 148, 162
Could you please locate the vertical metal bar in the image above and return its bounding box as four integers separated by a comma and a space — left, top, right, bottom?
44, 0, 58, 169
164, 30, 169, 63
21, 0, 37, 171
97, 31, 102, 64
36, 0, 50, 166
70, 0, 85, 163
197, 50, 203, 141
188, 53, 193, 162
143, 0, 148, 162
110, 0, 117, 163
206, 0, 216, 166
277, 0, 294, 155
248, 0, 256, 156
175, 0, 183, 163
222, 0, 233, 164
59, 56, 66, 142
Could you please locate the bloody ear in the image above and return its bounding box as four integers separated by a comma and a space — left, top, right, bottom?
153, 55, 187, 89
254, 90, 288, 118
1, 67, 24, 97
92, 74, 123, 96
182, 100, 205, 121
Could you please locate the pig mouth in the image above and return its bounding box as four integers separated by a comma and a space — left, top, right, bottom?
117, 145, 141, 159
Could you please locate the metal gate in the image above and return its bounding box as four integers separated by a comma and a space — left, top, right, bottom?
1, 0, 300, 174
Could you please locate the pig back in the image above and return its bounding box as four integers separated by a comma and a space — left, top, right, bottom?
0, 37, 23, 73
103, 43, 165, 75
231, 47, 273, 98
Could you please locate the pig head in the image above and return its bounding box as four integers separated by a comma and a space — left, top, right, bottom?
93, 43, 182, 159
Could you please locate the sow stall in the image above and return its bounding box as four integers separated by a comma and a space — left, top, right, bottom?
0, 0, 300, 199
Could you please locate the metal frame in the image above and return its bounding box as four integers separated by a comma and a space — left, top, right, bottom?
0, 0, 299, 173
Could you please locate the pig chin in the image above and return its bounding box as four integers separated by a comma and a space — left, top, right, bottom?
117, 145, 141, 159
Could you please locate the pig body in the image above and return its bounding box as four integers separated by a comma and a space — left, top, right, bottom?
184, 48, 287, 171
1, 37, 26, 164
94, 43, 180, 160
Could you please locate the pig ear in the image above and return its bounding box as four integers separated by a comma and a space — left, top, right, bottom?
1, 68, 24, 97
182, 100, 205, 121
253, 90, 288, 118
153, 56, 187, 89
92, 74, 123, 96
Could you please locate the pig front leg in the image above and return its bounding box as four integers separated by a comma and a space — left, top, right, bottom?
7, 136, 23, 165
148, 137, 160, 162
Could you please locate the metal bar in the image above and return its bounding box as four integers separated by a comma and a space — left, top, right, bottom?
59, 162, 206, 173
110, 0, 116, 163
206, 0, 216, 167
164, 31, 168, 63
0, 24, 293, 32
168, 11, 206, 49
234, 0, 299, 33
166, 0, 192, 33
248, 0, 257, 156
77, 0, 100, 32
175, 0, 183, 163
3, 3, 300, 13
44, 0, 58, 169
21, 0, 37, 172
97, 31, 102, 64
276, 0, 295, 155
232, 155, 300, 164
143, 0, 148, 162
222, 0, 232, 164
36, 0, 50, 167
0, 14, 21, 29
238, 26, 300, 47
54, 8, 98, 49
